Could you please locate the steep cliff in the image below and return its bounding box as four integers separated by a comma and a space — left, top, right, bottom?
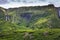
0, 4, 60, 29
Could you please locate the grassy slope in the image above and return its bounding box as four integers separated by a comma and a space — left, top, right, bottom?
0, 5, 60, 40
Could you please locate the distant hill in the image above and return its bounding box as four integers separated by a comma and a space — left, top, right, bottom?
0, 4, 60, 29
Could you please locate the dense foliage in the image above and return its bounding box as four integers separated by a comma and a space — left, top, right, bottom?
0, 5, 60, 40
0, 29, 60, 40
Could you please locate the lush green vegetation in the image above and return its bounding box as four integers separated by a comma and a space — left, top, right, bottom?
0, 29, 60, 40
0, 5, 60, 40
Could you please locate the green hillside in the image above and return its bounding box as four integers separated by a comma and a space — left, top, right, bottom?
0, 5, 60, 29
0, 4, 60, 40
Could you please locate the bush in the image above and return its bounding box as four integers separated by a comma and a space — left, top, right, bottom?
0, 29, 60, 40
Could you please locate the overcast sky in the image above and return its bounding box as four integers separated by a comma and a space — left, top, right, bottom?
0, 0, 60, 9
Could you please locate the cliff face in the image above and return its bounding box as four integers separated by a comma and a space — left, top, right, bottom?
56, 7, 60, 18
0, 4, 60, 28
